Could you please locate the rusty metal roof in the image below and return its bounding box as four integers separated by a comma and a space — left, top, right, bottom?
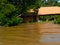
38, 6, 60, 15
27, 9, 34, 13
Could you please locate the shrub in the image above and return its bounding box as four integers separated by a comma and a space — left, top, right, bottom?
54, 15, 60, 24
4, 17, 23, 26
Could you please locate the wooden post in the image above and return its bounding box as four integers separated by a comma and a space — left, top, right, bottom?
36, 15, 40, 22
46, 19, 49, 22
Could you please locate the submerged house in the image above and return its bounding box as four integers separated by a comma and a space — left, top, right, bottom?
37, 6, 60, 22
20, 6, 60, 22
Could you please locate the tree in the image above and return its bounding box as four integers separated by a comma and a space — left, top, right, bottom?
0, 0, 23, 26
39, 0, 58, 6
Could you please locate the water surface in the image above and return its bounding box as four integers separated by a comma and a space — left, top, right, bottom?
0, 22, 60, 45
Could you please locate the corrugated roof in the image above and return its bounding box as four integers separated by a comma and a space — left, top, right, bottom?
38, 6, 60, 15
27, 9, 34, 13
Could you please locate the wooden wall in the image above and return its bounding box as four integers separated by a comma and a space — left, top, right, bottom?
23, 16, 33, 23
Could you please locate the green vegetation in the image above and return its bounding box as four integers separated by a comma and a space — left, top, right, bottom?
54, 15, 60, 24
0, 0, 60, 26
39, 15, 60, 24
0, 0, 41, 26
0, 0, 23, 26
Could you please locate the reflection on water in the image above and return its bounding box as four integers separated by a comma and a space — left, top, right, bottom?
0, 22, 60, 45
40, 34, 60, 42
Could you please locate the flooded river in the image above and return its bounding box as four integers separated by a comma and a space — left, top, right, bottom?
0, 22, 60, 45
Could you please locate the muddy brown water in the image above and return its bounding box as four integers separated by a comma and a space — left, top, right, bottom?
0, 22, 60, 45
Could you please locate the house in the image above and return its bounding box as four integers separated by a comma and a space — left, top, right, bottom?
37, 6, 60, 22
19, 6, 60, 23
